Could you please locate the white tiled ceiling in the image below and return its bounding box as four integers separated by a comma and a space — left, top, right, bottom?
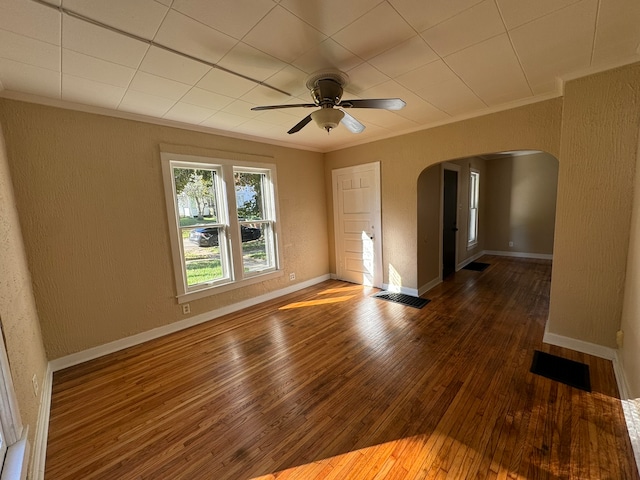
1, 0, 639, 152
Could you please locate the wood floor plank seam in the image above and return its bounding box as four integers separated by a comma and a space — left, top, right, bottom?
45, 256, 640, 479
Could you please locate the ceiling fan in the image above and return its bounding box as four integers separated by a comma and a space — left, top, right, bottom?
251, 70, 406, 135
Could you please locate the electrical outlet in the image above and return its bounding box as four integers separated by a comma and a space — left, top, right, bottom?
182, 303, 191, 315
289, 273, 296, 281
32, 374, 39, 398
509, 241, 514, 247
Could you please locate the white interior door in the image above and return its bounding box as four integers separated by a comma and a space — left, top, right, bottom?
332, 162, 382, 287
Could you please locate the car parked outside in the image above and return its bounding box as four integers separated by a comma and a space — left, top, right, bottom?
189, 225, 261, 247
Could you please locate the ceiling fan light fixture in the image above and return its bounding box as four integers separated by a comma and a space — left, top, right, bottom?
311, 108, 344, 133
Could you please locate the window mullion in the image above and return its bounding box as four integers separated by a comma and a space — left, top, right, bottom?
222, 166, 243, 281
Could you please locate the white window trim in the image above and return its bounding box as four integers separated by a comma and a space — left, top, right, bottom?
468, 168, 480, 249
161, 152, 283, 303
0, 323, 27, 480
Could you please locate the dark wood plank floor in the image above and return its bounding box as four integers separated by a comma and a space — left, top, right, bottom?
45, 256, 639, 479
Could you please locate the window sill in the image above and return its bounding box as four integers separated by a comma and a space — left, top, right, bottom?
177, 270, 283, 304
467, 242, 478, 251
1, 435, 29, 480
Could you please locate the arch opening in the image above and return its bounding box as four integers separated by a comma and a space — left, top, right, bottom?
416, 150, 559, 294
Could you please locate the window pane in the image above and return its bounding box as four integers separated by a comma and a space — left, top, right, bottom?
241, 223, 274, 273
235, 172, 266, 220
183, 226, 226, 286
174, 168, 220, 226
469, 209, 477, 242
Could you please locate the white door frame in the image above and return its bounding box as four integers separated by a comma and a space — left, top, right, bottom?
332, 162, 383, 288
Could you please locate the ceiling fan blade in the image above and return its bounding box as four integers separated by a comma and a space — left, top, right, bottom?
339, 98, 406, 110
251, 103, 316, 111
287, 114, 313, 134
339, 110, 365, 134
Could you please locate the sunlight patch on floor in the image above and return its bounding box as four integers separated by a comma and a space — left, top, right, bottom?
278, 295, 356, 310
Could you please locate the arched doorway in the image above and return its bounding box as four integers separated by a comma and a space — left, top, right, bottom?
416, 150, 559, 294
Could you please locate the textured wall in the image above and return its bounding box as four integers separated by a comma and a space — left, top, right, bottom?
325, 98, 563, 289
620, 128, 640, 398
0, 100, 328, 359
484, 153, 558, 254
0, 124, 48, 453
416, 165, 440, 289
548, 64, 640, 348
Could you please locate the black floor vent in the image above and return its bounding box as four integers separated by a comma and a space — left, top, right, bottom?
530, 350, 591, 391
373, 292, 430, 309
463, 262, 490, 272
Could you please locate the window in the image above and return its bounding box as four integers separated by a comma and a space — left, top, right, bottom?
161, 153, 280, 302
468, 169, 480, 248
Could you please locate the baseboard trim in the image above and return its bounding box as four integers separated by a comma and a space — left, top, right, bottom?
543, 326, 640, 474
456, 250, 486, 271
613, 353, 640, 474
381, 283, 419, 297
542, 328, 617, 360
28, 365, 52, 480
49, 274, 331, 372
484, 250, 553, 260
418, 277, 441, 296
620, 391, 640, 473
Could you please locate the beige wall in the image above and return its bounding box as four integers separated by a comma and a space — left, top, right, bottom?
325, 98, 562, 290
484, 152, 558, 255
417, 165, 440, 289
548, 63, 640, 348
0, 125, 48, 453
0, 99, 328, 359
620, 129, 640, 398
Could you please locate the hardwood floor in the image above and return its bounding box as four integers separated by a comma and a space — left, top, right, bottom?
45, 256, 639, 479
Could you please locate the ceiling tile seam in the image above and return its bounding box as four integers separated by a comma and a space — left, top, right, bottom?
163, 84, 229, 126
499, 0, 585, 31
31, 0, 292, 97
239, 4, 327, 57
60, 71, 128, 92
389, 0, 485, 34
60, 73, 127, 106
60, 48, 139, 85
229, 2, 280, 43
589, 0, 603, 67
0, 51, 61, 75
379, 1, 422, 38
138, 5, 217, 98
491, 0, 534, 97
342, 1, 449, 71
57, 4, 62, 98
149, 2, 172, 43
433, 31, 508, 65
138, 59, 213, 90
0, 20, 61, 48
435, 54, 489, 109
58, 16, 149, 71
277, 0, 385, 39
380, 72, 452, 116
417, 0, 488, 36
160, 7, 240, 49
